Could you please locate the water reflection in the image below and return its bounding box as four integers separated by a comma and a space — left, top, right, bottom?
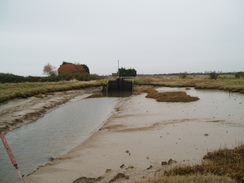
89, 91, 133, 98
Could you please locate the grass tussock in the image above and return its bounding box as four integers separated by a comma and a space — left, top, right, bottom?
140, 88, 199, 102
163, 145, 244, 183
135, 145, 243, 183
134, 174, 235, 183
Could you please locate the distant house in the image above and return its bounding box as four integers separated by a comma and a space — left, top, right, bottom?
58, 62, 90, 75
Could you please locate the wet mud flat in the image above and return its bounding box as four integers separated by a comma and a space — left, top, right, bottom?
19, 87, 244, 183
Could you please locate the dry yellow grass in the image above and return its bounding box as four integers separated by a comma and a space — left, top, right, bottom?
135, 145, 244, 183
0, 80, 106, 103
134, 174, 235, 183
134, 75, 244, 93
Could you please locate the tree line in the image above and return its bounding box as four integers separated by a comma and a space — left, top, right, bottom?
0, 73, 102, 83
118, 67, 137, 77
0, 61, 103, 83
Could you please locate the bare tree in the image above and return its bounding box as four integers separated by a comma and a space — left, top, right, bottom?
43, 63, 57, 76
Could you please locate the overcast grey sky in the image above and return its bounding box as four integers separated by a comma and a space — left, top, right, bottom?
1, 0, 244, 76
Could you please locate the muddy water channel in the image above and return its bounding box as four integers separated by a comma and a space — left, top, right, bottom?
0, 96, 121, 183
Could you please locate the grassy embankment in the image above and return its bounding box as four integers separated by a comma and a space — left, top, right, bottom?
0, 80, 107, 103
135, 145, 244, 183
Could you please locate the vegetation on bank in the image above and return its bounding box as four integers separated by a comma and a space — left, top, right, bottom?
0, 74, 243, 104
135, 145, 244, 183
139, 88, 199, 102
134, 75, 244, 93
0, 80, 106, 103
135, 174, 235, 183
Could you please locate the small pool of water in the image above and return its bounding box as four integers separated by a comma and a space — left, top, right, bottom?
0, 96, 121, 183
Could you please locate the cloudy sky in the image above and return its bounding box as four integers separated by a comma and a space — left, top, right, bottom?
1, 0, 244, 76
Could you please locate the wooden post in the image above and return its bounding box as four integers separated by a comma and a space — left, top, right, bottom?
0, 134, 25, 183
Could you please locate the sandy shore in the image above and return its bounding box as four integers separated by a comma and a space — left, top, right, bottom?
16, 88, 244, 183
0, 87, 102, 134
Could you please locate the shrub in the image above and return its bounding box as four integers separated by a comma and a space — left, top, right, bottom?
57, 62, 90, 75
209, 72, 218, 79
0, 73, 25, 83
118, 67, 137, 77
179, 72, 188, 79
0, 72, 102, 83
235, 72, 244, 79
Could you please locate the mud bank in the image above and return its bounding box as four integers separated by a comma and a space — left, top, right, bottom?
0, 87, 102, 133
18, 88, 244, 183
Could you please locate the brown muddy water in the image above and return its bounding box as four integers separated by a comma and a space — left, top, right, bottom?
1, 88, 244, 183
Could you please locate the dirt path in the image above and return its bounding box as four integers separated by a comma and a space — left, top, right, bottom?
0, 87, 101, 134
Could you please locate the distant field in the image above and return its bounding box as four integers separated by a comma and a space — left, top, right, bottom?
0, 75, 243, 103
134, 75, 244, 93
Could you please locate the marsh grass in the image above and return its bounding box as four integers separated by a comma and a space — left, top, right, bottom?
135, 145, 244, 183
140, 88, 199, 102
0, 80, 106, 103
134, 174, 235, 183
134, 75, 244, 93
164, 145, 244, 183
1, 75, 243, 103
